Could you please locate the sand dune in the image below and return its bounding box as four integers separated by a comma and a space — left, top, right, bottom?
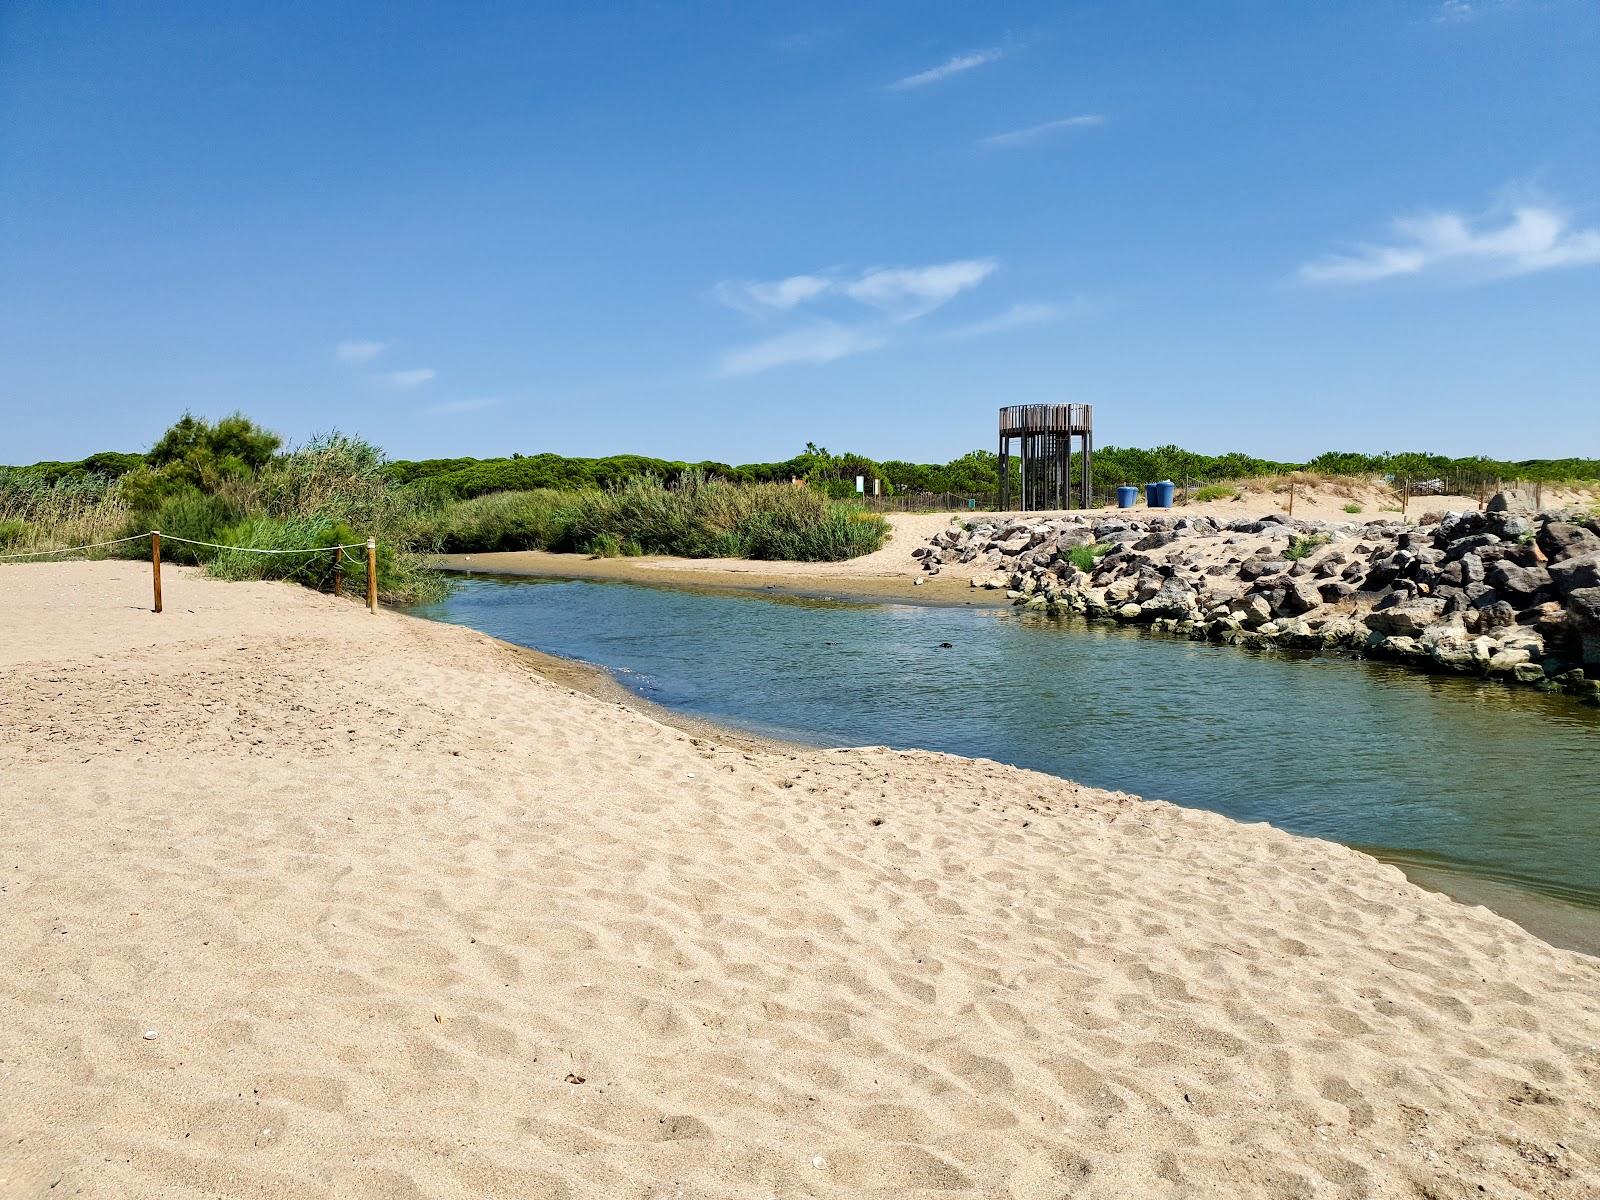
2, 561, 1598, 1198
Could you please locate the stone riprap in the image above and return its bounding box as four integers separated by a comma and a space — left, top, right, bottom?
913, 494, 1600, 700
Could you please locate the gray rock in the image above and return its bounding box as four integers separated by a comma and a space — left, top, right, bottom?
1239, 558, 1291, 582
1436, 511, 1486, 542
1549, 552, 1600, 597
1567, 586, 1600, 628
1484, 561, 1551, 604
1275, 578, 1321, 616
1443, 534, 1502, 561
1537, 522, 1600, 562
1485, 511, 1531, 540
1318, 580, 1357, 603
1366, 598, 1448, 638
1485, 491, 1531, 514
1142, 577, 1198, 619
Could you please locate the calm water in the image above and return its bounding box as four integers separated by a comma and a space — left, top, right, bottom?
413, 575, 1600, 917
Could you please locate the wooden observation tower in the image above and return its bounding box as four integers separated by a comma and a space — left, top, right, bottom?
998, 403, 1094, 511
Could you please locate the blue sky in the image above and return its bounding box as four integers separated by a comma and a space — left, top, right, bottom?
2, 1, 1597, 465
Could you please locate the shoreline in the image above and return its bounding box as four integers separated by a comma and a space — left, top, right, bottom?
434, 549, 1010, 608
6, 561, 1599, 1196
429, 572, 1600, 959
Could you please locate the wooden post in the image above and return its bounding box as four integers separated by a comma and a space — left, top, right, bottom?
1535, 481, 1543, 511
366, 537, 378, 614
1288, 480, 1295, 517
150, 530, 162, 613
332, 546, 343, 597
1401, 480, 1409, 522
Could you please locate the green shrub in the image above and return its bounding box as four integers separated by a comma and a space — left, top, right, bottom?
1285, 534, 1330, 560
1066, 542, 1113, 572
134, 489, 241, 564
1192, 485, 1236, 503
422, 474, 889, 561
1343, 502, 1364, 514
425, 489, 571, 553
0, 518, 28, 549
587, 531, 624, 558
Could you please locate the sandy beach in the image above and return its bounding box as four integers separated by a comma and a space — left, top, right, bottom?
438, 485, 1600, 605
3, 561, 1599, 1198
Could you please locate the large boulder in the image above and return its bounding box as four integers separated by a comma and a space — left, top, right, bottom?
1566, 587, 1600, 666
1485, 491, 1532, 514
1485, 561, 1551, 604
1366, 597, 1448, 638
1443, 533, 1501, 561
1485, 511, 1531, 540
1142, 577, 1198, 619
1537, 522, 1600, 563
1435, 511, 1486, 543
1549, 552, 1600, 597
1276, 578, 1322, 617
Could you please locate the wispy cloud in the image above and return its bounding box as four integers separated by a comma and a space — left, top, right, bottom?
842, 260, 998, 319
717, 259, 997, 322
718, 323, 886, 377
888, 48, 1001, 90
1300, 201, 1600, 284
422, 396, 500, 416
1433, 0, 1518, 23
386, 368, 438, 388
715, 274, 833, 314
979, 114, 1104, 150
947, 300, 1085, 339
714, 258, 999, 375
335, 339, 388, 364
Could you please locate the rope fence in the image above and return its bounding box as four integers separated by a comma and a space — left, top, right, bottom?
0, 530, 381, 615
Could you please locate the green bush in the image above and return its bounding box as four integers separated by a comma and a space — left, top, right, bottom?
1343, 502, 1364, 514
421, 474, 889, 562
133, 489, 241, 564
1064, 542, 1114, 572
0, 518, 28, 549
1285, 534, 1330, 560
1192, 485, 1236, 502
586, 531, 625, 558
426, 489, 572, 553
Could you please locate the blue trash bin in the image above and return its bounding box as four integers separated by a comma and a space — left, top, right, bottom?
1154, 479, 1176, 508
1144, 483, 1159, 507
1116, 485, 1138, 509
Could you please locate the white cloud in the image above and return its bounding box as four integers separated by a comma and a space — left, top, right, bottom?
718, 323, 886, 377
717, 259, 997, 322
840, 259, 997, 318
1300, 202, 1600, 284
713, 257, 1000, 375
715, 274, 833, 314
386, 368, 438, 388
335, 339, 388, 364
888, 48, 1002, 90
979, 114, 1104, 150
423, 397, 500, 416
947, 301, 1081, 338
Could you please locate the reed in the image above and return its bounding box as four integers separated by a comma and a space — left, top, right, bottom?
423, 473, 889, 561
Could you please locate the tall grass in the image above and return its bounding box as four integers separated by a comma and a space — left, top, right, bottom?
0, 469, 129, 555
424, 473, 889, 561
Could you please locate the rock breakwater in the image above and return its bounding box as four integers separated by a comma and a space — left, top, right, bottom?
915, 496, 1600, 700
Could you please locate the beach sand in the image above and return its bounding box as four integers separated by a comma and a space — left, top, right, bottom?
439, 485, 1600, 603
3, 561, 1598, 1198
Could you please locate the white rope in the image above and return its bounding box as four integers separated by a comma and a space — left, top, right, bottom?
158, 535, 370, 555
0, 532, 151, 560
1, 532, 371, 561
